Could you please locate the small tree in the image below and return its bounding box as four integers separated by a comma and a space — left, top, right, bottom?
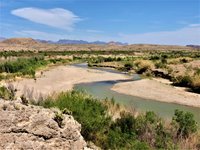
172, 109, 197, 138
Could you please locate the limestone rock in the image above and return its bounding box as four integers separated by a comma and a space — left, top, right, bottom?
0, 100, 89, 150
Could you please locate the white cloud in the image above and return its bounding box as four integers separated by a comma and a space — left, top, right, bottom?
11, 7, 81, 30
118, 25, 200, 45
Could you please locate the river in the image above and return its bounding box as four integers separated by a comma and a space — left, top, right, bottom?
73, 63, 200, 124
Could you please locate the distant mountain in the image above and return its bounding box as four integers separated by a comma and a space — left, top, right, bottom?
0, 37, 6, 42
36, 39, 55, 44
35, 38, 128, 45
57, 39, 89, 44
186, 45, 200, 49
1, 37, 128, 45
108, 41, 128, 46
90, 41, 107, 45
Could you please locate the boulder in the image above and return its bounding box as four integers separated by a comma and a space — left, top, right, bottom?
0, 99, 90, 150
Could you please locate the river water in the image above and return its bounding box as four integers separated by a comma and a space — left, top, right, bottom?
73, 63, 200, 124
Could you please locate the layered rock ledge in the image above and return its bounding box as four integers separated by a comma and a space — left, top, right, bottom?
0, 99, 89, 150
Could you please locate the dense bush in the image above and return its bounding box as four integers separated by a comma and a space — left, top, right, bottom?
36, 90, 199, 149
36, 90, 111, 142
172, 109, 197, 138
0, 56, 70, 78
0, 56, 47, 77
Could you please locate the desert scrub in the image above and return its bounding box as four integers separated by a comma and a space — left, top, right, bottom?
36, 90, 111, 142
191, 74, 200, 93
54, 112, 64, 128
0, 86, 15, 100
172, 74, 200, 93
134, 60, 155, 74
35, 90, 199, 149
172, 75, 192, 87
123, 62, 133, 71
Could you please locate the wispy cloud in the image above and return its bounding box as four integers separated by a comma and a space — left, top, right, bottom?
11, 7, 81, 30
118, 24, 200, 45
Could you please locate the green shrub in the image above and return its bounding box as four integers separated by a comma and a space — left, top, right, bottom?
135, 60, 154, 74
124, 62, 133, 71
0, 56, 47, 77
155, 122, 175, 149
195, 68, 200, 75
38, 90, 110, 141
54, 112, 64, 128
172, 75, 192, 87
155, 61, 167, 68
172, 109, 197, 138
0, 86, 14, 100
36, 91, 198, 149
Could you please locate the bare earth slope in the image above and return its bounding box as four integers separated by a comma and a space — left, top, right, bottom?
0, 38, 195, 51
0, 99, 89, 150
112, 79, 200, 108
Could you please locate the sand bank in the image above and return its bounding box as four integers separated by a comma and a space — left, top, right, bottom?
11, 65, 200, 107
112, 79, 200, 108
12, 65, 129, 99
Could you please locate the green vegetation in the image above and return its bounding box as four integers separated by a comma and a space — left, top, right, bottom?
0, 56, 47, 77
54, 112, 64, 128
35, 90, 199, 149
0, 49, 199, 149
172, 109, 197, 138
3, 49, 195, 93
172, 74, 200, 93
0, 56, 71, 80
124, 62, 133, 71
0, 86, 15, 100
84, 50, 200, 93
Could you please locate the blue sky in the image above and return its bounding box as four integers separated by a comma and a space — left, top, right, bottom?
0, 0, 200, 45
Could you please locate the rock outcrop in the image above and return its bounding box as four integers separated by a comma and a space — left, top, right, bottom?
0, 99, 89, 150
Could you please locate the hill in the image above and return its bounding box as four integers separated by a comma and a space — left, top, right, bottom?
2, 38, 38, 45
0, 37, 197, 52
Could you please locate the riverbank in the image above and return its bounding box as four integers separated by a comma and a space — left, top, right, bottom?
112, 79, 200, 108
12, 65, 130, 100
10, 64, 200, 107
